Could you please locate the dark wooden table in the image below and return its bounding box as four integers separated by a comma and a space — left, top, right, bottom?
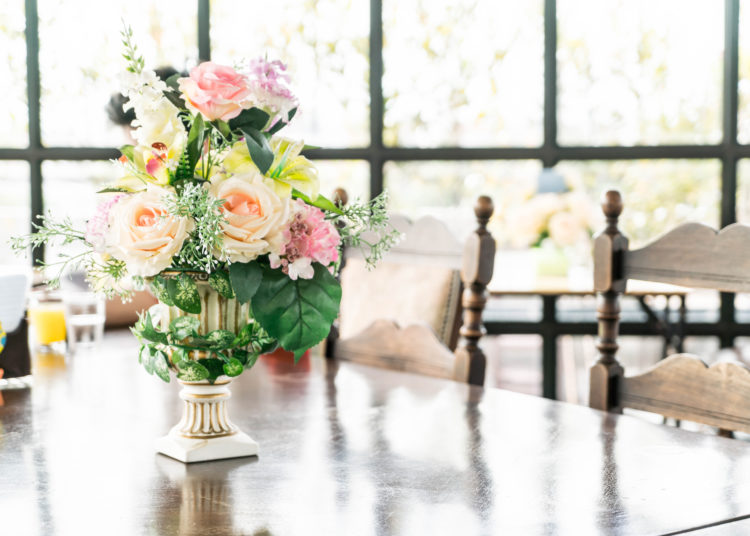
3, 331, 750, 535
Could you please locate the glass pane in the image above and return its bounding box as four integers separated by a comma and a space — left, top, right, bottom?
740, 0, 750, 144
558, 0, 723, 146
42, 161, 118, 264
38, 0, 197, 147
315, 160, 370, 205
210, 0, 369, 148
0, 2, 27, 147
735, 159, 750, 223
384, 160, 542, 241
555, 160, 721, 247
383, 0, 544, 147
0, 161, 30, 266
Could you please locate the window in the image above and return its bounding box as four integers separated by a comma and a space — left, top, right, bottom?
1, 0, 748, 325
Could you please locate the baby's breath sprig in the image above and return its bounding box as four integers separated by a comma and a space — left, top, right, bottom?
120, 21, 144, 74
333, 191, 401, 269
163, 183, 227, 273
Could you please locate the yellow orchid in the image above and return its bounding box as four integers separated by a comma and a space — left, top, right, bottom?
222, 137, 319, 200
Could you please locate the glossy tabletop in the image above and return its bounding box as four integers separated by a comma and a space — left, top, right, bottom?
2, 331, 750, 536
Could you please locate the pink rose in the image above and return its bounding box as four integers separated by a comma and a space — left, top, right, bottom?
178, 62, 251, 122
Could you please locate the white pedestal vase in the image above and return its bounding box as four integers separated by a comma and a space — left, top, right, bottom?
155, 378, 258, 463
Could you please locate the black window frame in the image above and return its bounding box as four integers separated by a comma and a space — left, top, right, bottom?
2, 0, 749, 340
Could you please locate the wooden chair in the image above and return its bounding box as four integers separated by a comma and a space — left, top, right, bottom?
327, 194, 495, 386
591, 189, 750, 435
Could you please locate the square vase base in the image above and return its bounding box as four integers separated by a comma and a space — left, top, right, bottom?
155, 430, 259, 463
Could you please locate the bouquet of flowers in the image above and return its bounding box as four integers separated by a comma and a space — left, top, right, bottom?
13, 26, 397, 384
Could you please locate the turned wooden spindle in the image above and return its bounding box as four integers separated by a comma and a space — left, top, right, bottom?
455, 195, 496, 386
590, 190, 628, 411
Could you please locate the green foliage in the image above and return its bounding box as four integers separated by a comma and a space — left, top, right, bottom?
119, 144, 135, 162
163, 183, 227, 272
292, 190, 343, 215
176, 360, 210, 382
131, 311, 168, 345
206, 329, 236, 348
167, 274, 202, 314
223, 358, 244, 377
266, 107, 298, 135
228, 261, 262, 303
186, 114, 206, 174
252, 263, 341, 360
240, 126, 274, 175
120, 22, 144, 74
169, 316, 200, 340
149, 276, 174, 306
229, 108, 270, 131
208, 270, 234, 299
333, 191, 402, 269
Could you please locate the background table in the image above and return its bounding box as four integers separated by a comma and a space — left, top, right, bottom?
487, 276, 689, 399
2, 331, 750, 535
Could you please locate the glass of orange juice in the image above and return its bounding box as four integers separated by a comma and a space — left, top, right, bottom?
28, 292, 67, 355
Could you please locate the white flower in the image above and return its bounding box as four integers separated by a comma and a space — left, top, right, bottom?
105, 188, 193, 277
209, 173, 291, 263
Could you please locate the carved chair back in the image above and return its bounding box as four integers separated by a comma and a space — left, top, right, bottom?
328, 193, 495, 385
591, 189, 750, 434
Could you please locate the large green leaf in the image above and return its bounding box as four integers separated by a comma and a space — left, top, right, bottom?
149, 276, 174, 306
239, 126, 274, 175
209, 270, 234, 299
229, 261, 262, 304
186, 114, 205, 173
167, 274, 202, 314
228, 107, 270, 132
252, 263, 341, 360
223, 358, 243, 377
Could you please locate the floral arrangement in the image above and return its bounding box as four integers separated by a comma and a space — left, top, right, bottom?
512, 190, 597, 250
13, 26, 397, 383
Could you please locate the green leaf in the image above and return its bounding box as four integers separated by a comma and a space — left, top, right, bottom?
266, 107, 298, 135
150, 276, 174, 306
239, 126, 274, 175
223, 358, 243, 377
169, 316, 200, 341
206, 329, 236, 349
132, 311, 168, 345
229, 261, 262, 304
213, 119, 232, 139
140, 345, 155, 375
197, 358, 225, 381
165, 73, 181, 91
232, 348, 249, 365
171, 347, 188, 364
176, 360, 210, 382
252, 263, 341, 361
228, 107, 270, 132
245, 351, 260, 370
186, 114, 205, 173
167, 274, 202, 314
232, 322, 255, 348
162, 88, 187, 110
292, 190, 344, 215
96, 187, 132, 194
119, 144, 135, 161
209, 270, 234, 299
153, 349, 171, 382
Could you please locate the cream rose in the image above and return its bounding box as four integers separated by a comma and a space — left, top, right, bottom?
210, 173, 290, 263
106, 188, 193, 277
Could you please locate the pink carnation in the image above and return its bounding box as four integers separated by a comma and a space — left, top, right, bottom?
245, 58, 299, 128
270, 199, 341, 280
86, 194, 125, 252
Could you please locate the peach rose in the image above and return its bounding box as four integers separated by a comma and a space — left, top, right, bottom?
210, 173, 290, 263
178, 62, 251, 122
106, 188, 193, 277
